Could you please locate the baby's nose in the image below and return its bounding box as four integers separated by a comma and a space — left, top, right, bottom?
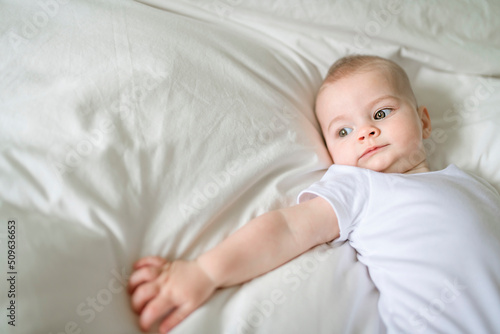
358, 126, 380, 141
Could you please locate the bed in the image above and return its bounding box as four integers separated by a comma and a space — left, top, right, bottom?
1, 0, 499, 333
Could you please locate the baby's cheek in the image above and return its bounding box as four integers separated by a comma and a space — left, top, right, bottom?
333, 155, 356, 167
329, 148, 342, 165
329, 142, 357, 166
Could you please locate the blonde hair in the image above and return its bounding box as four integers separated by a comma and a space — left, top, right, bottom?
321, 55, 418, 108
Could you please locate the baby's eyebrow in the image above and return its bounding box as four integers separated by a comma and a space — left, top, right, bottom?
327, 115, 347, 132
368, 95, 399, 109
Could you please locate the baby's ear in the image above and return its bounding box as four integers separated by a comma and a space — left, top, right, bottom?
418, 106, 432, 139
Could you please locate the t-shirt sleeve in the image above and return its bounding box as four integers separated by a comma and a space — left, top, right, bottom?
297, 165, 371, 244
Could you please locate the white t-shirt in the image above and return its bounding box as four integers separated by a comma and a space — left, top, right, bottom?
298, 164, 500, 334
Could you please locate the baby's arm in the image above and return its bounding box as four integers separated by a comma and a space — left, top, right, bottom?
128, 196, 338, 333
198, 196, 339, 287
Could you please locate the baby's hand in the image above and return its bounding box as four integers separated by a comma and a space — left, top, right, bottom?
128, 256, 217, 333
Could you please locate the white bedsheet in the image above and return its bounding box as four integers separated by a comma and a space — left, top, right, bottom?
1, 1, 499, 333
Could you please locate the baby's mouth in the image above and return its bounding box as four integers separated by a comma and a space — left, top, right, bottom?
359, 144, 389, 160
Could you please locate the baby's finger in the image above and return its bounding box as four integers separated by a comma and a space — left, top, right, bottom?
139, 295, 176, 332
158, 304, 193, 334
133, 256, 167, 270
131, 282, 160, 313
128, 266, 161, 294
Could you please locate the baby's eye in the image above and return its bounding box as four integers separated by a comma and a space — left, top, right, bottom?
338, 127, 353, 137
374, 108, 392, 120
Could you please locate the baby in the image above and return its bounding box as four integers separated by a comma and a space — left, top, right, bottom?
128, 55, 500, 333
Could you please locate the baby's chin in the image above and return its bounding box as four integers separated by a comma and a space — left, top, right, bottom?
362, 160, 428, 174
332, 156, 404, 173
357, 159, 400, 173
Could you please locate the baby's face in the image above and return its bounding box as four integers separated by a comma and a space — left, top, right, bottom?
315, 68, 431, 174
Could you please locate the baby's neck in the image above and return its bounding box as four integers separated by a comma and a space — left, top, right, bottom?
403, 161, 431, 174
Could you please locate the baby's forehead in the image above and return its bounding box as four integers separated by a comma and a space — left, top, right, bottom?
320, 65, 415, 105
344, 66, 400, 87
321, 67, 396, 96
